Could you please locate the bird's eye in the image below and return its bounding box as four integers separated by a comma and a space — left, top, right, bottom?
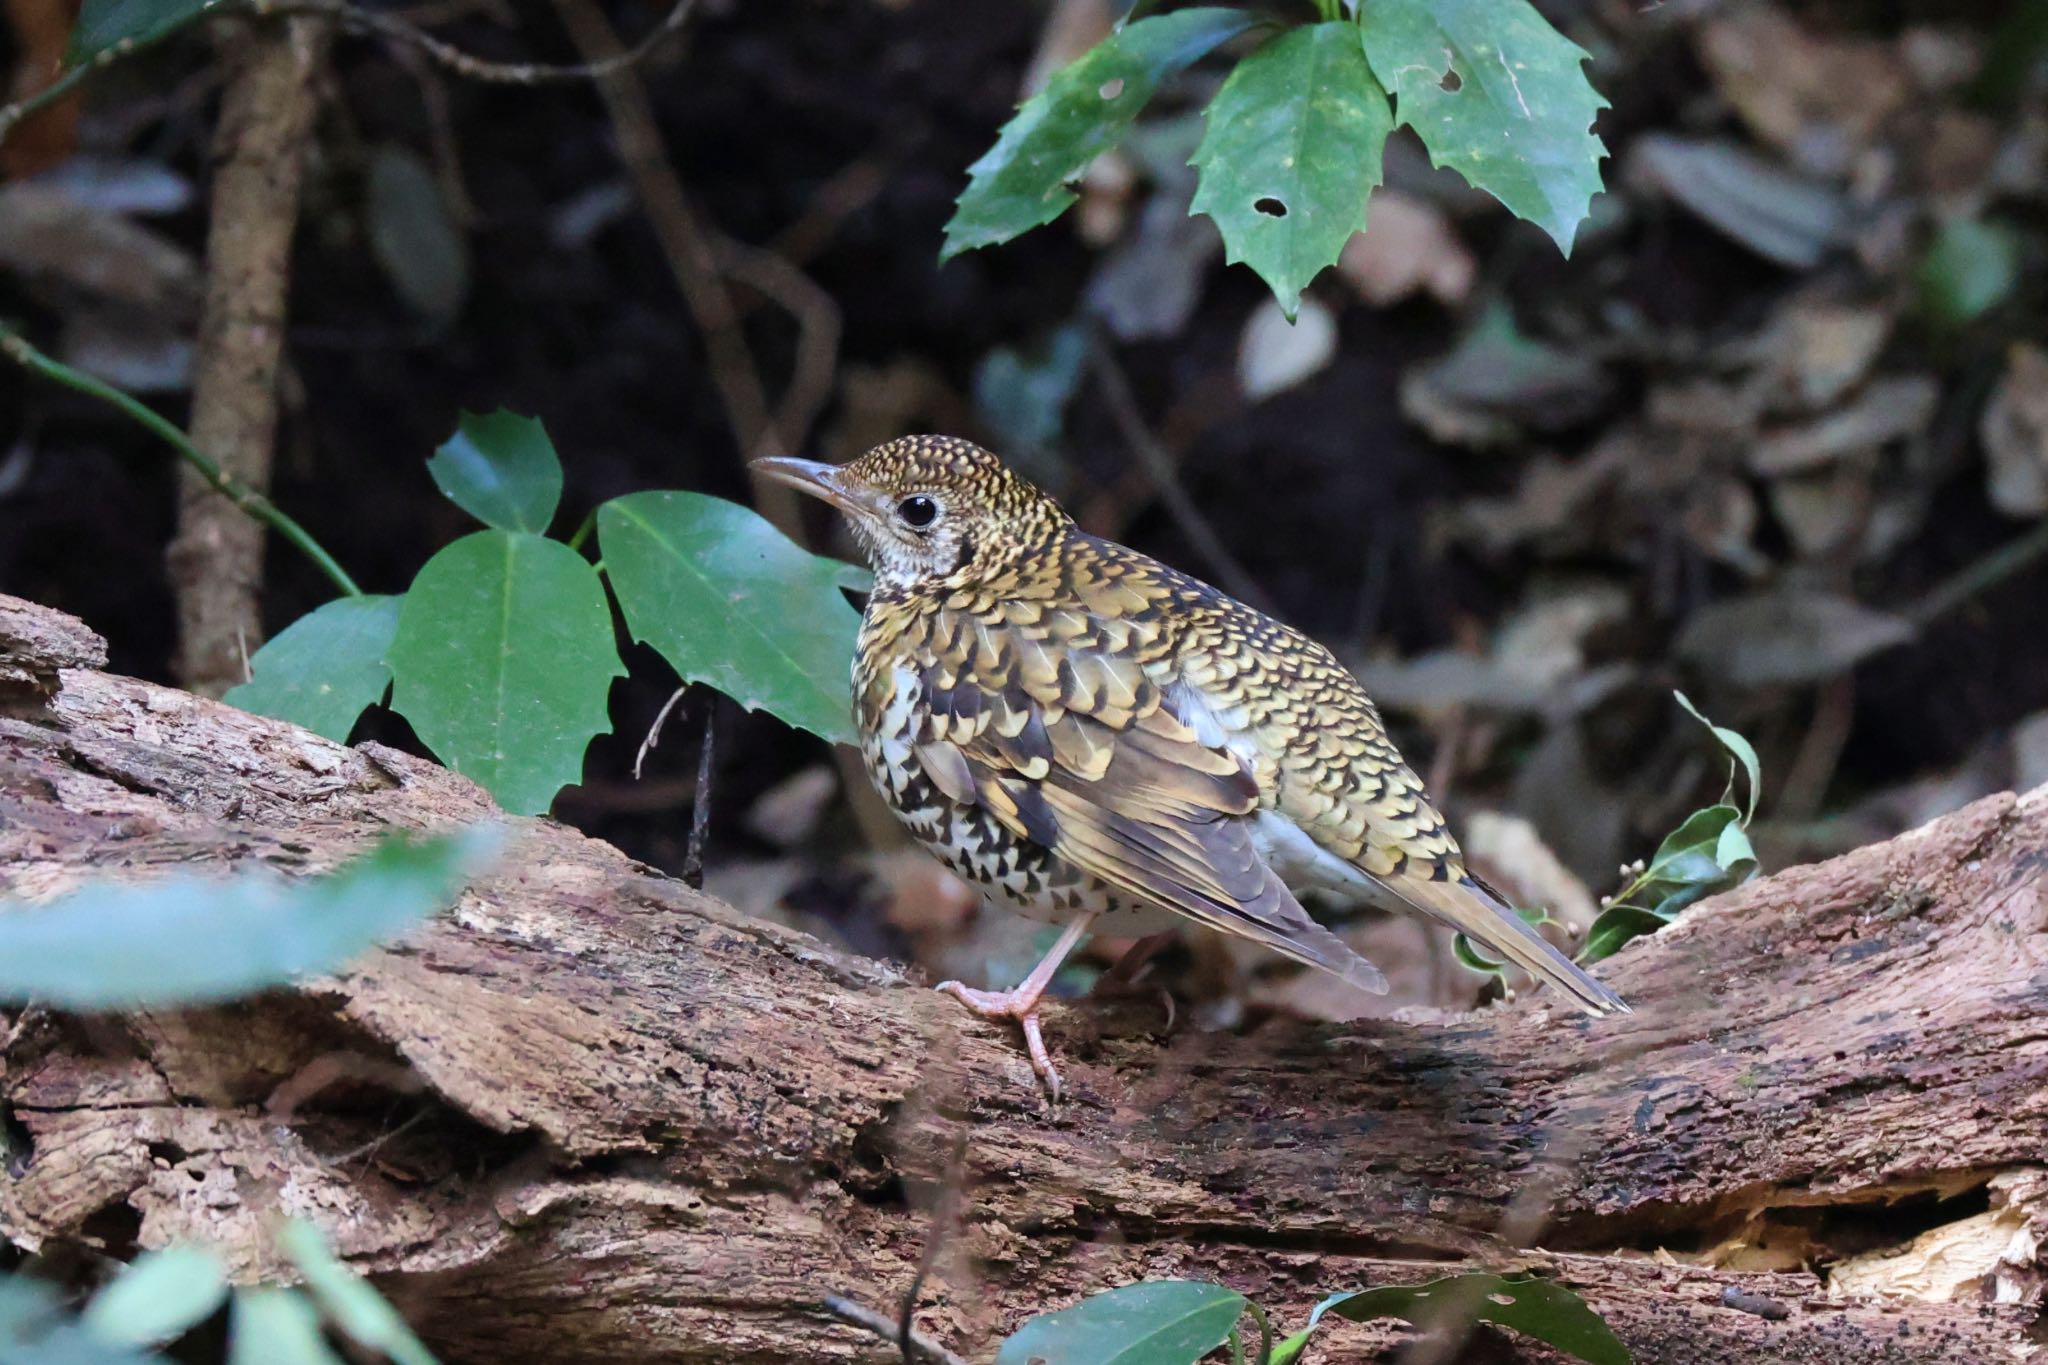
896, 495, 939, 530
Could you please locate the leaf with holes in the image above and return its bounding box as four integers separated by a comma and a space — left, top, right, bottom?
386, 530, 623, 814
599, 491, 863, 746
0, 830, 498, 1009
426, 410, 563, 534
224, 594, 403, 743
995, 1280, 1248, 1365
1191, 22, 1393, 318
1361, 0, 1607, 252
943, 7, 1262, 260
1289, 1274, 1629, 1365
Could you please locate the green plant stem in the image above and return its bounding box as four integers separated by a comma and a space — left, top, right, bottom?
566, 508, 598, 552
1247, 1301, 1274, 1365
0, 330, 363, 598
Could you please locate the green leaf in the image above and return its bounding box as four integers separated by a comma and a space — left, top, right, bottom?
228, 1290, 345, 1365
0, 830, 498, 1009
82, 1247, 227, 1347
1578, 904, 1666, 965
942, 8, 1262, 260
996, 1281, 1247, 1365
66, 0, 218, 65
974, 324, 1090, 452
1917, 216, 2021, 330
598, 492, 861, 746
0, 1276, 62, 1344
1310, 1273, 1629, 1365
386, 530, 624, 814
278, 1222, 436, 1365
1361, 0, 1607, 252
1453, 905, 1548, 978
1190, 22, 1393, 318
224, 595, 404, 743
426, 411, 563, 534
1673, 692, 1761, 825
1648, 804, 1740, 868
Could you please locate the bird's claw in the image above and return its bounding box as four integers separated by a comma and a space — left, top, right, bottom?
935, 979, 1063, 1101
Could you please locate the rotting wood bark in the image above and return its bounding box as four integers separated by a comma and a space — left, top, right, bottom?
0, 593, 2042, 1364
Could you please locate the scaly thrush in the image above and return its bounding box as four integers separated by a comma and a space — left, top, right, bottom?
755, 437, 1626, 1097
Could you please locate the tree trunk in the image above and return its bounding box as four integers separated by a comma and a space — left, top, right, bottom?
1, 593, 2043, 1364
166, 19, 327, 697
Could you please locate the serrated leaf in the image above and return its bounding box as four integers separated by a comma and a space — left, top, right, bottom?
227, 1290, 345, 1365
1191, 22, 1393, 318
598, 491, 860, 746
0, 830, 497, 1009
426, 411, 563, 534
1579, 904, 1667, 964
1674, 692, 1762, 825
82, 1247, 226, 1347
995, 1281, 1247, 1365
943, 8, 1261, 260
224, 595, 403, 743
1308, 1273, 1629, 1365
1361, 0, 1607, 252
278, 1223, 435, 1365
386, 530, 623, 814
66, 0, 219, 65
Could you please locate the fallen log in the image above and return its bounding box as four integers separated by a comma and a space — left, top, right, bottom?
1, 593, 2042, 1363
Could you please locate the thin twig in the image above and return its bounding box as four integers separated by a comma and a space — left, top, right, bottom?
1086, 334, 1275, 615
821, 1296, 967, 1365
682, 696, 716, 889
0, 329, 361, 598
0, 0, 698, 148
1903, 516, 2048, 629
633, 686, 688, 781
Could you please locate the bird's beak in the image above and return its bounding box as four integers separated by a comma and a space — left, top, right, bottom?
750, 456, 860, 516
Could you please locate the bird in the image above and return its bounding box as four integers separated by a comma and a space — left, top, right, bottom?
753, 436, 1626, 1098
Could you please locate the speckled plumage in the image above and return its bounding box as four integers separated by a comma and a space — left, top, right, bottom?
756, 436, 1625, 1091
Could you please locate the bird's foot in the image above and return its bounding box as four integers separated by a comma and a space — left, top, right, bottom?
934, 980, 1064, 1101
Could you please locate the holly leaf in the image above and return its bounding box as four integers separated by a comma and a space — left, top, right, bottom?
598, 491, 861, 746
995, 1281, 1247, 1365
1191, 22, 1394, 319
1361, 0, 1607, 252
224, 595, 403, 743
386, 531, 623, 814
943, 7, 1262, 260
425, 410, 563, 534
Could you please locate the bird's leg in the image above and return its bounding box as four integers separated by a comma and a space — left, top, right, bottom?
936, 912, 1096, 1099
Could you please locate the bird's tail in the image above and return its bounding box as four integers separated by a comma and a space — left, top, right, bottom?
1378, 871, 1629, 1016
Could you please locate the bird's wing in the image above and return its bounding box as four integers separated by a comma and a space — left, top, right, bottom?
905, 603, 1387, 993
1168, 595, 1628, 1016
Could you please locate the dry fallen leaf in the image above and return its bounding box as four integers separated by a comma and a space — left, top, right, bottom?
1979, 343, 2048, 517
1238, 295, 1337, 400
1336, 189, 1476, 308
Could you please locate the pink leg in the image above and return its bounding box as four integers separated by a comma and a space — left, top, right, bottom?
936, 912, 1096, 1099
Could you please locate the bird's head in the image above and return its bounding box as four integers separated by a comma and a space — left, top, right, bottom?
753, 436, 1072, 592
